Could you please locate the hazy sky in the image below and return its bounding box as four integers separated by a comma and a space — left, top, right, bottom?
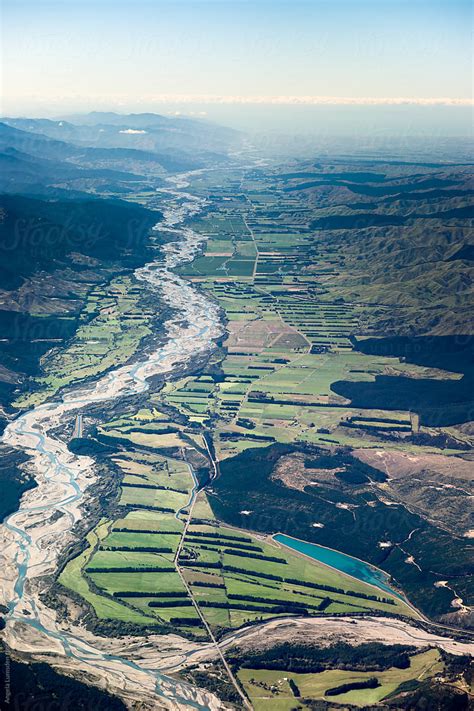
2, 0, 472, 126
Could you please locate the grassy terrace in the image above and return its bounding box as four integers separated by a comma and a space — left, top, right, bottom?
238, 648, 443, 710
162, 375, 216, 424
17, 275, 155, 408
59, 405, 208, 636
180, 492, 413, 633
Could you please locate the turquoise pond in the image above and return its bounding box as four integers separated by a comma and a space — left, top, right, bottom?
274, 534, 403, 599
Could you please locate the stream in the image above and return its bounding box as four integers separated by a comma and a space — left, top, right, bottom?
0, 172, 225, 710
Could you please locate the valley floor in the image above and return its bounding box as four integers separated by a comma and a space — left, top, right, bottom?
1, 153, 473, 710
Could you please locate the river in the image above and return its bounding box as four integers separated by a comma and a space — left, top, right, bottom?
0, 172, 226, 710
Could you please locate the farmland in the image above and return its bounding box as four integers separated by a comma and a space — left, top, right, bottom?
173, 169, 473, 457
59, 404, 208, 637
36, 154, 473, 709
171, 161, 473, 623
58, 158, 473, 632
59, 403, 412, 638
17, 274, 164, 408
238, 648, 444, 710
180, 497, 412, 633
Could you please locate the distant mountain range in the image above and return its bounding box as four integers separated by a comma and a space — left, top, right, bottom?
0, 112, 239, 194
3, 111, 238, 162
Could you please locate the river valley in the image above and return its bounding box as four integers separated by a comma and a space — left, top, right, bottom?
0, 173, 227, 710
1, 163, 472, 711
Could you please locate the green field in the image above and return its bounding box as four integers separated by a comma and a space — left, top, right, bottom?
58, 414, 204, 632
238, 649, 443, 710
17, 275, 155, 407
58, 158, 472, 644
180, 500, 413, 631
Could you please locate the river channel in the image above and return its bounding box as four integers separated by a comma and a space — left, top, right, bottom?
0, 172, 225, 710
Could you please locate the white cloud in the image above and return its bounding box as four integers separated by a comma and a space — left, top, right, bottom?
118, 128, 148, 134
143, 94, 473, 107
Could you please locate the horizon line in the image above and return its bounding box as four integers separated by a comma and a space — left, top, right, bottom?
137, 95, 474, 106
2, 94, 473, 108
